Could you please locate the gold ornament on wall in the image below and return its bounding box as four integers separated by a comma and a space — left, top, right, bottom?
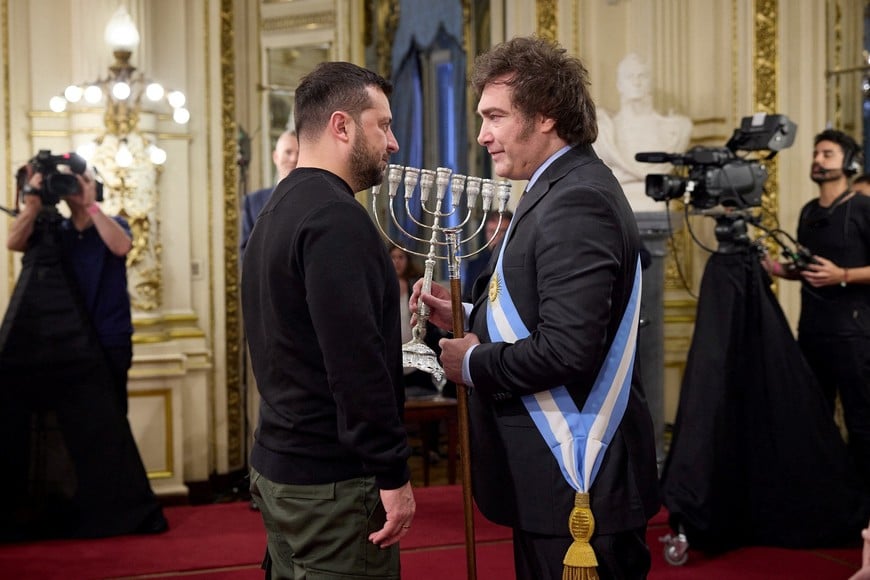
754, 0, 780, 263
536, 0, 557, 42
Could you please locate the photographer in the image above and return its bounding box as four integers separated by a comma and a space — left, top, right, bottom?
0, 153, 168, 541
762, 129, 870, 488
7, 162, 134, 415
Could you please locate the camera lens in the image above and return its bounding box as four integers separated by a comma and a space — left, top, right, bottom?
46, 174, 80, 198
645, 174, 686, 201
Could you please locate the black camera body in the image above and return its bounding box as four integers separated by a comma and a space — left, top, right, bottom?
18, 150, 103, 206
643, 148, 769, 209
638, 113, 797, 210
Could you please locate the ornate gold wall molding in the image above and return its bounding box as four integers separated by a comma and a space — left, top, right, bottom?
132, 312, 206, 343
221, 0, 244, 468
262, 11, 335, 33
128, 388, 175, 479
536, 0, 557, 41
663, 212, 693, 291
573, 0, 581, 56
90, 132, 166, 312
828, 0, 844, 129
754, 0, 779, 236
372, 0, 400, 79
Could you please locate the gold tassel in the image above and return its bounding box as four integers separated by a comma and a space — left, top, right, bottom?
562, 492, 599, 580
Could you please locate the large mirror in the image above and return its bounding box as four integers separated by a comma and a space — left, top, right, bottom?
826, 1, 868, 162
261, 43, 332, 185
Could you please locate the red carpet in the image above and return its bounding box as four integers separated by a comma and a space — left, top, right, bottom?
0, 485, 861, 579
645, 509, 863, 579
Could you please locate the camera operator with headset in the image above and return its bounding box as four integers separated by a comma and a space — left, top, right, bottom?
7, 159, 134, 415
762, 128, 870, 489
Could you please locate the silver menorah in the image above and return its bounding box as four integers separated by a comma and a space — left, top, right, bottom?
372, 164, 512, 390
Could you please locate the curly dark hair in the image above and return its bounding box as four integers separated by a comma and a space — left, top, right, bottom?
471, 36, 597, 146
814, 129, 862, 168
295, 62, 393, 139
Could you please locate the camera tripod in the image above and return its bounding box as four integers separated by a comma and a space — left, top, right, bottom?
658, 235, 870, 562
0, 206, 163, 540
710, 212, 754, 254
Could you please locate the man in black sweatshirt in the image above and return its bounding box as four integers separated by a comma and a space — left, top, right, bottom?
242, 61, 415, 579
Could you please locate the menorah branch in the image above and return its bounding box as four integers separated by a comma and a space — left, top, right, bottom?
372, 164, 512, 389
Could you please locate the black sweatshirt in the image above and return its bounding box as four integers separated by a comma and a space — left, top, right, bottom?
242, 167, 410, 490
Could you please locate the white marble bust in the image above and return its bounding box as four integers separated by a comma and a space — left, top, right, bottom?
594, 53, 692, 213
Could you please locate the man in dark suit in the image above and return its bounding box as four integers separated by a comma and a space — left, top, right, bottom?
411, 36, 659, 579
239, 129, 298, 257
461, 209, 512, 302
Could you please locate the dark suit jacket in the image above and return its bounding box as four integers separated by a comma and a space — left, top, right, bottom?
466, 144, 660, 536
462, 248, 493, 303
240, 186, 273, 255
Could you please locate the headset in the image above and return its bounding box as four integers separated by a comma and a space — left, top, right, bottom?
843, 139, 863, 176
815, 129, 863, 177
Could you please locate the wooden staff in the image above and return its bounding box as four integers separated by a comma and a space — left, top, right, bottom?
445, 230, 477, 580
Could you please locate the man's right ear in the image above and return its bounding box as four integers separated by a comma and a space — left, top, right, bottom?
330, 111, 351, 142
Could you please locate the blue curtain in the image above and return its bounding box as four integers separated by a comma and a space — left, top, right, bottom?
388, 1, 467, 273
389, 51, 425, 242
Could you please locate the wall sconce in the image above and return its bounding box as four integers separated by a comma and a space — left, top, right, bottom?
45, 5, 188, 313
47, 5, 188, 154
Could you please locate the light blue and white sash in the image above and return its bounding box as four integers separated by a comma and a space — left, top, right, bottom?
485, 235, 642, 494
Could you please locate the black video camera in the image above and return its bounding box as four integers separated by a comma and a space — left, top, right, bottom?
637, 113, 797, 210
17, 150, 103, 207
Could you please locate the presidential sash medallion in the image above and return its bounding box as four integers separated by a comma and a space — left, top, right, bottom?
489, 272, 500, 303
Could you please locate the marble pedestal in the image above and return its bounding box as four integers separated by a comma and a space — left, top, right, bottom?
634, 210, 682, 470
